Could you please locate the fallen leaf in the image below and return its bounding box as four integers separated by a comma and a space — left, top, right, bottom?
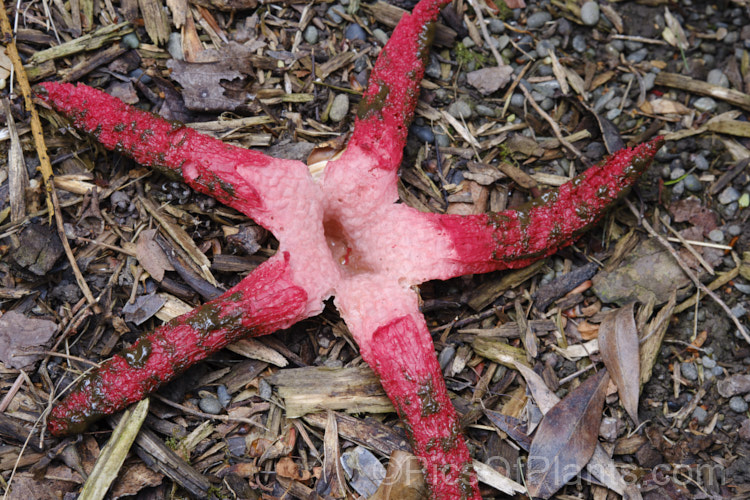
663, 8, 689, 50
466, 65, 514, 95
370, 450, 426, 500
122, 293, 166, 325
0, 311, 57, 370
136, 228, 174, 281
276, 456, 311, 481
340, 446, 387, 498
526, 369, 610, 499
598, 303, 640, 424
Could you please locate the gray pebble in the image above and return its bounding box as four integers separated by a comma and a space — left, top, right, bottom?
580, 1, 600, 26
217, 384, 231, 407
707, 68, 729, 87
448, 99, 472, 119
606, 108, 621, 120
345, 23, 367, 41
536, 39, 555, 57
643, 72, 657, 91
373, 28, 389, 46
199, 396, 222, 415
572, 35, 588, 52
692, 406, 708, 424
708, 229, 724, 242
534, 80, 560, 97
603, 43, 621, 59
584, 141, 606, 159
681, 361, 698, 381
730, 396, 749, 413
495, 35, 511, 51
461, 36, 475, 49
488, 18, 505, 34
694, 97, 717, 112
627, 48, 649, 63
556, 18, 571, 36
672, 180, 685, 196
510, 93, 525, 107
736, 283, 750, 294
691, 153, 710, 170
259, 379, 272, 400
327, 5, 344, 23
122, 32, 140, 49
718, 186, 741, 204
531, 90, 545, 102
731, 304, 747, 317
724, 31, 739, 44
526, 11, 552, 30
669, 167, 686, 180
683, 174, 702, 192
435, 133, 451, 147
728, 224, 743, 236
605, 96, 622, 110
702, 356, 717, 369
129, 68, 151, 84
713, 366, 725, 376
425, 57, 442, 79
167, 32, 184, 61
329, 94, 350, 122
411, 124, 435, 143
304, 25, 319, 44
475, 104, 497, 117
540, 98, 554, 111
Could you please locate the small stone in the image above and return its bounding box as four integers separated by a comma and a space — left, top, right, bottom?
606, 108, 621, 120
692, 406, 708, 424
599, 417, 618, 442
708, 229, 724, 243
683, 174, 702, 192
718, 186, 741, 204
411, 125, 435, 143
425, 57, 441, 79
669, 168, 686, 180
447, 99, 472, 119
643, 72, 657, 91
199, 396, 222, 415
691, 153, 710, 170
702, 356, 717, 369
627, 47, 649, 63
533, 80, 560, 97
495, 34, 511, 51
488, 18, 505, 34
681, 361, 698, 381
167, 32, 184, 61
728, 224, 742, 236
435, 133, 450, 147
329, 94, 350, 122
572, 34, 587, 53
475, 104, 496, 117
461, 36, 475, 49
737, 283, 750, 294
326, 5, 344, 23
536, 39, 555, 57
729, 396, 749, 413
438, 345, 456, 370
373, 28, 389, 46
217, 385, 231, 407
713, 365, 725, 376
580, 1, 600, 26
672, 181, 685, 196
707, 68, 729, 87
344, 23, 367, 41
526, 11, 552, 30
540, 98, 554, 111
510, 93, 525, 107
731, 304, 747, 317
122, 32, 140, 49
693, 97, 717, 112
304, 25, 319, 44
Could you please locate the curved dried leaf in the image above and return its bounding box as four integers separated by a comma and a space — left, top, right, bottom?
527, 369, 609, 500
598, 303, 640, 424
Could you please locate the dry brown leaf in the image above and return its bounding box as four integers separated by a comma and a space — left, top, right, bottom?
598, 303, 640, 424
370, 450, 426, 500
663, 8, 689, 50
0, 311, 57, 370
526, 369, 610, 499
136, 228, 174, 281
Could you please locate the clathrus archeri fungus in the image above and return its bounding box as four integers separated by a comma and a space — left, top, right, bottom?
37, 0, 662, 496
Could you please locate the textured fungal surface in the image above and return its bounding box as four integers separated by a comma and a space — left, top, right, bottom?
37, 0, 663, 496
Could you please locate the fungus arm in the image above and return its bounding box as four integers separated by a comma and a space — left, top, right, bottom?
48, 253, 314, 436
422, 138, 664, 280
37, 82, 311, 229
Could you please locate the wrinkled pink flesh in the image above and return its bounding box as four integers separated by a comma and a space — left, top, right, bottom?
37, 0, 663, 495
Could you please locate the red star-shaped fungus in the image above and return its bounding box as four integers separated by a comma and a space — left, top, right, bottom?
37, 0, 662, 497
